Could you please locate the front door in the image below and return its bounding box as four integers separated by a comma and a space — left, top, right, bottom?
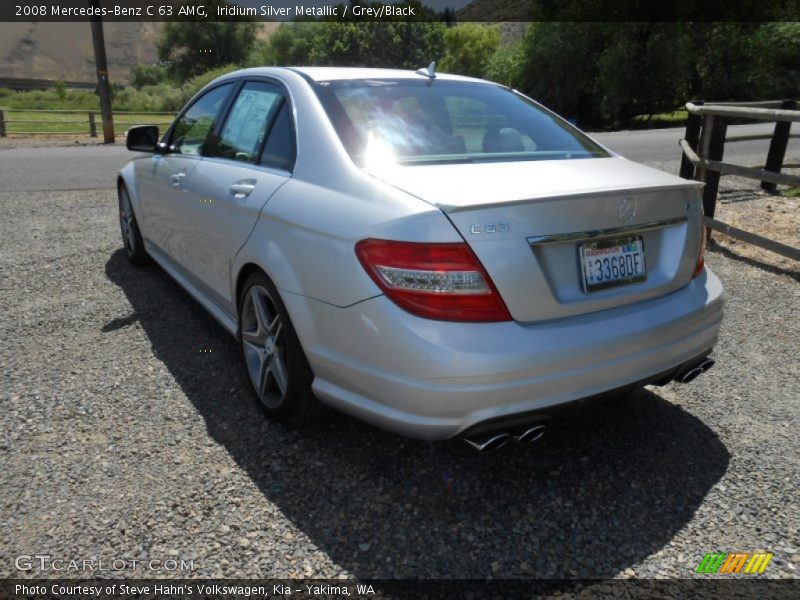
136, 82, 235, 267
176, 80, 297, 311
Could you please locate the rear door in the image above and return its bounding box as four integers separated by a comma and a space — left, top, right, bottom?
179, 79, 296, 311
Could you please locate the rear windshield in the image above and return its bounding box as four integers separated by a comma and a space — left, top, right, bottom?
313, 79, 609, 167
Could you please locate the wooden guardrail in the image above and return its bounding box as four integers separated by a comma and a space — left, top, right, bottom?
0, 108, 174, 137
679, 99, 799, 261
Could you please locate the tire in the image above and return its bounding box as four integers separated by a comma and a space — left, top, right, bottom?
238, 271, 320, 420
118, 184, 148, 265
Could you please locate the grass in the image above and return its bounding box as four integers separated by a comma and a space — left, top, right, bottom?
783, 187, 800, 198
631, 108, 689, 129
0, 69, 236, 136
0, 87, 178, 135
0, 88, 102, 111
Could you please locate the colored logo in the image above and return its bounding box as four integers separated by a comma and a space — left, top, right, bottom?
696, 552, 773, 574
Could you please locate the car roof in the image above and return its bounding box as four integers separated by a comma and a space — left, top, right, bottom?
224, 66, 491, 84
288, 66, 488, 83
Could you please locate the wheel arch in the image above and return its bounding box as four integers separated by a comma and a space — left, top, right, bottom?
235, 262, 266, 322
117, 162, 142, 217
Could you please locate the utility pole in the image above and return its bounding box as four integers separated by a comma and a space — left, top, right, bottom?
90, 0, 114, 143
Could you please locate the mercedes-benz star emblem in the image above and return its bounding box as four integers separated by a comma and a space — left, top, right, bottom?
618, 197, 637, 223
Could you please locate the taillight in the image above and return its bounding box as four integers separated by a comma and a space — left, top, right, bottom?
355, 239, 512, 322
693, 225, 707, 278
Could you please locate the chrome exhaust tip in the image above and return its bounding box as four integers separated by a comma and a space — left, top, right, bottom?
699, 358, 715, 372
680, 367, 704, 383
677, 356, 715, 383
464, 432, 511, 452
514, 424, 547, 445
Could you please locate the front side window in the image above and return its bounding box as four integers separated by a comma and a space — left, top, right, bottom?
212, 82, 283, 163
169, 83, 234, 156
313, 79, 608, 166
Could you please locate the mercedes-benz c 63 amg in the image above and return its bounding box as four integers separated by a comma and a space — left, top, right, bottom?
118, 67, 723, 450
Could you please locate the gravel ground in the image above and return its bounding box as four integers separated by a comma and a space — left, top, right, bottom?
0, 163, 798, 582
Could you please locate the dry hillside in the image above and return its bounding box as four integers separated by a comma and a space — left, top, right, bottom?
0, 21, 278, 84
0, 22, 163, 83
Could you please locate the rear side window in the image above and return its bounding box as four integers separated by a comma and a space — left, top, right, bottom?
212, 82, 283, 163
169, 83, 234, 156
259, 102, 296, 172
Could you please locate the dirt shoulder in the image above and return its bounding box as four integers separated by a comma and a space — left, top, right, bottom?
712, 186, 799, 278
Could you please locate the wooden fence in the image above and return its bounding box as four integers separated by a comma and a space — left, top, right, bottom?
0, 108, 174, 137
679, 99, 799, 261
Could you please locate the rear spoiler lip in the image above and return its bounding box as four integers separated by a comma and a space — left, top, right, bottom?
435, 181, 705, 213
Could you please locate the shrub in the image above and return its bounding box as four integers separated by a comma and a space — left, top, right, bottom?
130, 64, 169, 89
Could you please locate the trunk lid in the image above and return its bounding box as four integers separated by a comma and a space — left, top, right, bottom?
367, 157, 705, 322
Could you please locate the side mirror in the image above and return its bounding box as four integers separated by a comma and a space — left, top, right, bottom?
126, 125, 160, 153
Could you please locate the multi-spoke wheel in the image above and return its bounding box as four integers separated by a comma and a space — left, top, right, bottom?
241, 285, 289, 408
239, 272, 319, 419
118, 184, 148, 264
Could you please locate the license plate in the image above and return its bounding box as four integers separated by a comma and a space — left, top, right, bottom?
579, 236, 646, 293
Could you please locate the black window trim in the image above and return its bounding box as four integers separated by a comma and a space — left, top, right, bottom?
202, 76, 298, 174
162, 79, 239, 156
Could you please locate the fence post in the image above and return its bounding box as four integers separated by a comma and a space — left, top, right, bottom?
679, 100, 703, 180
88, 112, 97, 137
0, 110, 5, 137
698, 114, 728, 230
761, 99, 796, 193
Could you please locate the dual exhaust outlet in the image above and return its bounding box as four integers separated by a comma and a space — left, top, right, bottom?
677, 357, 715, 384
464, 423, 546, 452
463, 356, 715, 452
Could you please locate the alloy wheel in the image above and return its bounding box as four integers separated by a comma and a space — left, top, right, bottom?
241, 285, 288, 408
119, 188, 136, 254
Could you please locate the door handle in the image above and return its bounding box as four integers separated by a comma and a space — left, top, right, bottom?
169, 171, 186, 186
229, 181, 256, 199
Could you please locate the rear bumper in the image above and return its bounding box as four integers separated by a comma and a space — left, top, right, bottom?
283, 268, 724, 441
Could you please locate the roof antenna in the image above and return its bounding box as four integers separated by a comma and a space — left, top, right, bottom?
415, 61, 436, 79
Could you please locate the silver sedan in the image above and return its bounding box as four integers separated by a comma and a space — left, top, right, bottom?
118, 67, 723, 449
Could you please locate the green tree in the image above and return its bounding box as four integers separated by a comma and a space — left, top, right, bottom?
519, 22, 693, 127
269, 22, 322, 66
753, 22, 800, 99
157, 0, 258, 81
313, 22, 445, 68
483, 40, 524, 87
439, 24, 501, 78
690, 23, 762, 101
130, 64, 168, 88
269, 21, 445, 70
596, 23, 692, 126
518, 22, 609, 126
686, 23, 800, 103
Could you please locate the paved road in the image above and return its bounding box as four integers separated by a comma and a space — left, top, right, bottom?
595, 122, 787, 166
1, 123, 796, 193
